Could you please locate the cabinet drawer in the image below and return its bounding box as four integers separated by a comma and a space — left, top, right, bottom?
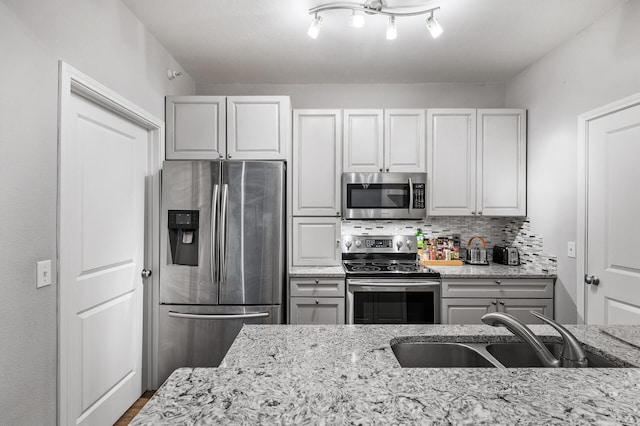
442, 278, 554, 298
290, 278, 345, 298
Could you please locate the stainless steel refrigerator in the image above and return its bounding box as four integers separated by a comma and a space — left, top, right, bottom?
158, 160, 284, 385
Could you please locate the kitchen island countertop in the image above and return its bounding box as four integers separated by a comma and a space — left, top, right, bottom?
133, 324, 640, 425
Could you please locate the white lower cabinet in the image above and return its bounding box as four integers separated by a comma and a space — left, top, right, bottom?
289, 277, 345, 325
441, 278, 554, 325
292, 217, 341, 266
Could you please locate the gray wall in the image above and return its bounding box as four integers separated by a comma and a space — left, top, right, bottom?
506, 0, 640, 323
196, 82, 506, 109
0, 0, 194, 424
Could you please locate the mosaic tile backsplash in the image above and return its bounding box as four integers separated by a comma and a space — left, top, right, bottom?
342, 217, 557, 274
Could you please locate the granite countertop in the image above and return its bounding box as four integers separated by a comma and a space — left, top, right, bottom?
288, 264, 555, 279
133, 324, 640, 425
430, 263, 556, 279
289, 266, 346, 278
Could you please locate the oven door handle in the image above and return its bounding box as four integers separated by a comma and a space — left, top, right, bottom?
348, 280, 440, 288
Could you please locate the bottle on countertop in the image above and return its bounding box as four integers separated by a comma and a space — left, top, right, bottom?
416, 228, 424, 249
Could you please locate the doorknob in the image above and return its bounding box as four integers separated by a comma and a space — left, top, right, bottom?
584, 275, 600, 286
141, 269, 152, 279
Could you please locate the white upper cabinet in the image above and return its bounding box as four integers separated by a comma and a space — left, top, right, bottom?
292, 217, 342, 266
427, 108, 526, 217
292, 110, 342, 216
343, 109, 425, 173
166, 96, 290, 161
343, 109, 384, 172
477, 109, 527, 216
384, 109, 426, 173
427, 109, 477, 215
166, 96, 226, 160
226, 96, 290, 160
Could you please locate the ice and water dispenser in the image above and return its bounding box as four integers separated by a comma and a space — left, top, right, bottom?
167, 210, 199, 266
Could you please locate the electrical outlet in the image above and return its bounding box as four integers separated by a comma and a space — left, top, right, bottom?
567, 242, 576, 259
37, 260, 52, 288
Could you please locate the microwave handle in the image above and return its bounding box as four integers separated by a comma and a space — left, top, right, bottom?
408, 177, 414, 214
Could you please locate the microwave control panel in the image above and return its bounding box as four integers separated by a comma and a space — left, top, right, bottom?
412, 183, 425, 209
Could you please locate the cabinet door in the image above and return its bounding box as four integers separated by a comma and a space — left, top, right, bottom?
427, 109, 476, 215
477, 109, 527, 216
441, 298, 497, 324
292, 110, 342, 216
226, 96, 290, 160
384, 109, 426, 173
289, 297, 345, 325
166, 96, 226, 160
343, 109, 384, 172
499, 299, 553, 323
292, 217, 341, 266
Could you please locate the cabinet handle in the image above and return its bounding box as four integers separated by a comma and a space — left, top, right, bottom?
315, 279, 319, 284
499, 300, 505, 305
471, 211, 476, 215
386, 168, 389, 172
495, 280, 502, 285
336, 240, 340, 247
228, 155, 232, 159
315, 299, 319, 304
379, 168, 383, 172
491, 300, 497, 305
478, 211, 483, 215
336, 211, 340, 216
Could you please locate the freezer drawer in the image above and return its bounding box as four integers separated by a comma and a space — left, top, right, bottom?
157, 304, 281, 386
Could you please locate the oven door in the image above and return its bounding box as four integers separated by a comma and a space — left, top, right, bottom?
342, 172, 426, 219
346, 279, 441, 324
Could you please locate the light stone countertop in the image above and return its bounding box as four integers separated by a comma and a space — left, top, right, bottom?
288, 264, 555, 279
430, 264, 556, 279
133, 324, 640, 425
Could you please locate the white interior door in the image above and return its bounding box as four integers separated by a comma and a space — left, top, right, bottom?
585, 103, 640, 324
60, 91, 148, 425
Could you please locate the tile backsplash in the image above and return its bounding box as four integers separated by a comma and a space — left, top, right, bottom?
341, 217, 557, 274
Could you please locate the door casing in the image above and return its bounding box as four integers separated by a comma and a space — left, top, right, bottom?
57, 61, 164, 424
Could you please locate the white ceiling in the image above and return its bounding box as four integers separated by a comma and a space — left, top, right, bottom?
122, 0, 623, 85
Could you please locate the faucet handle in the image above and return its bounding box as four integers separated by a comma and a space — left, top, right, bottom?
529, 311, 588, 367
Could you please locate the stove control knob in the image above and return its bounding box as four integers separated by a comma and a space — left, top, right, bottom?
355, 240, 362, 248
345, 240, 352, 250
396, 240, 403, 250
406, 240, 413, 250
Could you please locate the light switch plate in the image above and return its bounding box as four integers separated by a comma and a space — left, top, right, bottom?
567, 241, 576, 259
37, 260, 52, 288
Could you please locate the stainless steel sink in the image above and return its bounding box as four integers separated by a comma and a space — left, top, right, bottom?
391, 340, 626, 368
485, 342, 622, 368
391, 342, 497, 368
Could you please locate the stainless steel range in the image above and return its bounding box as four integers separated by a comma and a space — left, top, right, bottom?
343, 235, 441, 324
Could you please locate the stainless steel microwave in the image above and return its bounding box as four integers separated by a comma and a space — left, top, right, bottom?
342, 172, 427, 219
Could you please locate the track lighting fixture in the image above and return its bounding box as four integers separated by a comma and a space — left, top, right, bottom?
307, 0, 442, 40
307, 14, 323, 39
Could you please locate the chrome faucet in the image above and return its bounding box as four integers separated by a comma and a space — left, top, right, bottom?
481, 311, 588, 368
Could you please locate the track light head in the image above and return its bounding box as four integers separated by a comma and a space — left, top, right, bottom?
349, 10, 365, 28
426, 13, 443, 39
386, 16, 397, 40
307, 14, 323, 39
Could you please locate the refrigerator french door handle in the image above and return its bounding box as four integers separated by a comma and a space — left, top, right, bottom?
211, 184, 220, 285
219, 183, 229, 287
408, 177, 414, 214
168, 311, 270, 320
